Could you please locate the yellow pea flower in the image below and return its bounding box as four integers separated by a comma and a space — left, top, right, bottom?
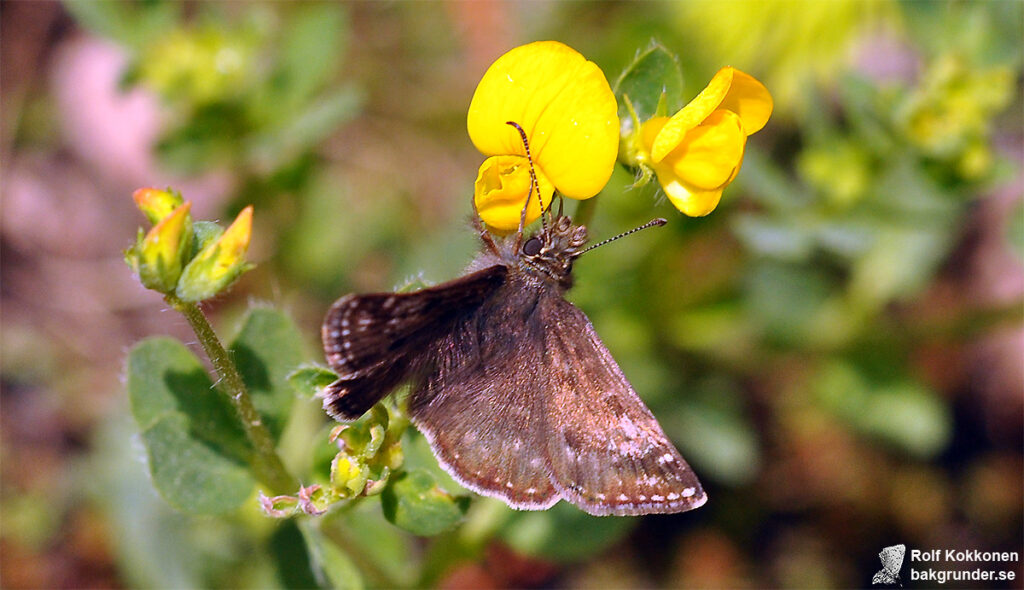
640, 67, 772, 217
467, 41, 619, 231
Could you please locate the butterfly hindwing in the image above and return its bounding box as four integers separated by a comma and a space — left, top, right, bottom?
408, 280, 558, 510
541, 296, 706, 516
321, 265, 507, 420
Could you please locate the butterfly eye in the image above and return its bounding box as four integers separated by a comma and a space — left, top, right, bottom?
523, 237, 543, 256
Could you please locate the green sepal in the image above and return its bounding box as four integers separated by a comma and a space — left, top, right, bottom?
613, 41, 684, 134
190, 220, 224, 257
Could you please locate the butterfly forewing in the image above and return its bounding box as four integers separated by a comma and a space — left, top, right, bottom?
408, 281, 559, 510
541, 296, 706, 516
321, 265, 507, 420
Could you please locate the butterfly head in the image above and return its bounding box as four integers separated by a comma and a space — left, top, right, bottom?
518, 214, 588, 288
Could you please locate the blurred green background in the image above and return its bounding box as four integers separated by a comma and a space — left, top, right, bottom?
2, 1, 1021, 587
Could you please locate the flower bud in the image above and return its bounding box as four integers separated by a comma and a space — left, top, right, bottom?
331, 453, 370, 496
131, 202, 193, 293
133, 187, 184, 224
175, 206, 254, 302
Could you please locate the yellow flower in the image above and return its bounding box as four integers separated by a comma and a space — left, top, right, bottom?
467, 41, 619, 231
640, 67, 772, 216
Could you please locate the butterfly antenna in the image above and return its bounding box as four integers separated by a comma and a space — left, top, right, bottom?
506, 121, 547, 235
578, 218, 668, 256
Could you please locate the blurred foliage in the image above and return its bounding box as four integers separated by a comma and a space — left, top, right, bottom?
66, 1, 361, 178
2, 1, 1021, 588
673, 0, 901, 116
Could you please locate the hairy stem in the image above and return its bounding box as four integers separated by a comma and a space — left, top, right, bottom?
166, 294, 299, 494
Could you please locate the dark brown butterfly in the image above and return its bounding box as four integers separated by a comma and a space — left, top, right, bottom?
321, 125, 706, 516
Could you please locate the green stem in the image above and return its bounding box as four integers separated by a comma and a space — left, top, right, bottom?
166, 294, 299, 494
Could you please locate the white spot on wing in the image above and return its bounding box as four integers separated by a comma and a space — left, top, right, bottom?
618, 416, 640, 439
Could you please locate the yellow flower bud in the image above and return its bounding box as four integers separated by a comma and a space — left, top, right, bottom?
331, 453, 370, 496
133, 187, 184, 225
175, 206, 254, 302
134, 202, 193, 293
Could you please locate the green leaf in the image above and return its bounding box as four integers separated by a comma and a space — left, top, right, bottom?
62, 0, 180, 49
848, 226, 947, 308
745, 261, 834, 345
815, 361, 952, 458
732, 214, 815, 261
381, 470, 469, 536
613, 42, 684, 131
88, 407, 205, 588
500, 501, 635, 562
278, 4, 349, 108
860, 383, 951, 458
662, 381, 761, 486
154, 104, 240, 174
140, 414, 255, 515
269, 521, 322, 589
127, 337, 256, 514
735, 147, 815, 211
289, 365, 338, 399
229, 308, 306, 439
247, 85, 363, 170
128, 338, 251, 461
297, 521, 365, 590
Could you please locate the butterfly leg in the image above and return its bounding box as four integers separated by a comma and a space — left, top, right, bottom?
470, 192, 500, 255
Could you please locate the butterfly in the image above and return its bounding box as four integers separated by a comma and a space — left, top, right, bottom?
320, 124, 706, 516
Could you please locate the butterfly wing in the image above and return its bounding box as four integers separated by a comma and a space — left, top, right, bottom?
541, 296, 706, 516
408, 281, 559, 510
321, 265, 507, 420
